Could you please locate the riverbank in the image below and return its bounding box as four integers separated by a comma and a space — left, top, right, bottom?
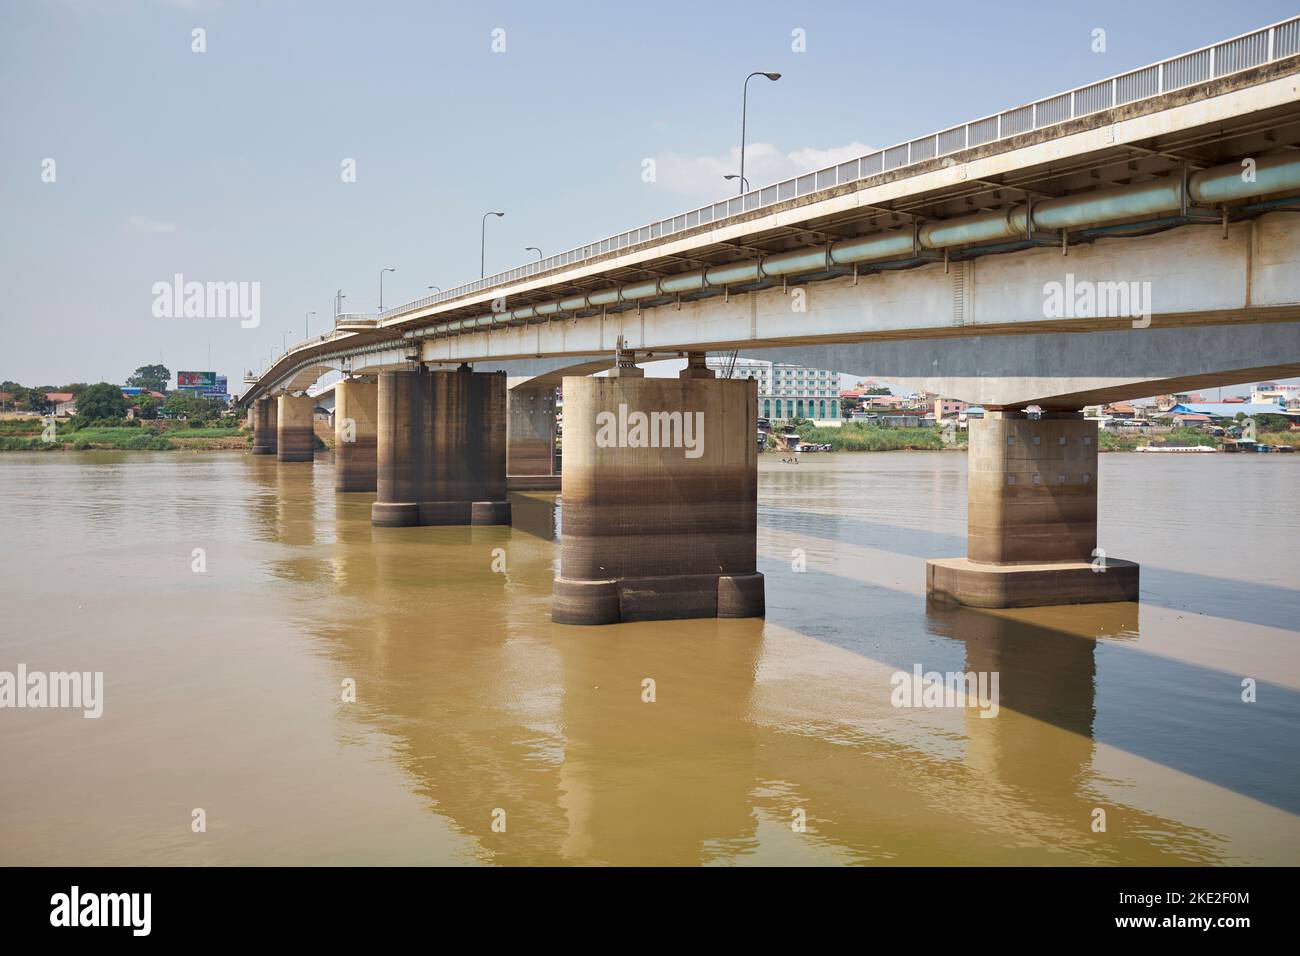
1099, 427, 1300, 451
0, 419, 252, 451
782, 423, 964, 451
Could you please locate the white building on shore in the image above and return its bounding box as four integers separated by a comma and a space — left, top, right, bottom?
706, 357, 842, 425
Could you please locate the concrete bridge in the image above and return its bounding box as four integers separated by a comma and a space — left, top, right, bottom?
240, 19, 1300, 623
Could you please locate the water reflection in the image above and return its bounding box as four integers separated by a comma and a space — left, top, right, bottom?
0, 451, 1295, 865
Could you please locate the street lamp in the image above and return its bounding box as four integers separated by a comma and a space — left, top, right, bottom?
335, 289, 345, 318
304, 311, 316, 339
724, 174, 750, 192
525, 246, 543, 261
283, 330, 292, 354
481, 211, 504, 277
739, 71, 781, 196
379, 267, 395, 312
427, 285, 441, 293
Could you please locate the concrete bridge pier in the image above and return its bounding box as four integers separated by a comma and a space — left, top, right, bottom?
927, 411, 1138, 608
251, 397, 278, 455
276, 394, 315, 462
372, 370, 425, 527
552, 364, 764, 625
371, 367, 511, 528
424, 367, 511, 525
334, 379, 378, 492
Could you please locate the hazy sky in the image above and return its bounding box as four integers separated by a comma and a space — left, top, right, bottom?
2, 0, 1296, 391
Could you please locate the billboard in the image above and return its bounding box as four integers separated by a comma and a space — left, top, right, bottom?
177, 371, 216, 389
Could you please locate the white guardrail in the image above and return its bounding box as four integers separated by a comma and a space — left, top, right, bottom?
367, 18, 1299, 323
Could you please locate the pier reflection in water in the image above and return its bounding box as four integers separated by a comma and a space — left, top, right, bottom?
0, 450, 1296, 865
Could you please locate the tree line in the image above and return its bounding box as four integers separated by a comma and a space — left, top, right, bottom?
2, 365, 229, 425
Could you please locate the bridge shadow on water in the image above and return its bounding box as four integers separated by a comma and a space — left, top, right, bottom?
754, 531, 1300, 818
254, 468, 1296, 862
759, 502, 1300, 633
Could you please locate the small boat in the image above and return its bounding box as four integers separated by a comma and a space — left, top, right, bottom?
1133, 444, 1217, 453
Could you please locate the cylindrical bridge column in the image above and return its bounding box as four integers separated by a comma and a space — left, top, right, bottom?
251, 397, 277, 455
276, 394, 315, 462
372, 370, 426, 527
371, 367, 511, 527
552, 373, 764, 625
422, 367, 510, 525
927, 411, 1139, 607
334, 379, 378, 492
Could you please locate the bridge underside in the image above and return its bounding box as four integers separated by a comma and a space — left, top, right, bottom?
742, 318, 1300, 409
401, 212, 1300, 407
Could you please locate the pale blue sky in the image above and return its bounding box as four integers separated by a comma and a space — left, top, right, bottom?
2, 0, 1295, 388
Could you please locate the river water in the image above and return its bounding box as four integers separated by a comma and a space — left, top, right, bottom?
0, 450, 1296, 865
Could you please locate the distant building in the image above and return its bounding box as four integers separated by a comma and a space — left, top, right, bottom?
706, 357, 842, 424
44, 392, 76, 417
934, 397, 967, 419
1167, 402, 1289, 419
1252, 382, 1299, 407
863, 394, 910, 411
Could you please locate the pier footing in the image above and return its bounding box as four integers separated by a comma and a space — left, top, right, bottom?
335, 379, 378, 492
552, 368, 763, 625
927, 411, 1138, 608
371, 367, 511, 527
277, 394, 315, 462
251, 397, 277, 455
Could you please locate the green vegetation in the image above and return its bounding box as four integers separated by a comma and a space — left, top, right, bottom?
1250, 413, 1292, 433
1098, 426, 1218, 451
783, 421, 964, 451
125, 364, 170, 393
0, 416, 247, 451
161, 390, 226, 423
75, 382, 129, 421
64, 428, 176, 450
167, 427, 244, 439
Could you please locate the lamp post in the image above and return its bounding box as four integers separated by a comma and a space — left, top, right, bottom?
305, 311, 316, 339
379, 267, 395, 312
481, 211, 504, 277
724, 174, 750, 192
427, 285, 441, 293
739, 71, 781, 196
525, 246, 543, 261
335, 289, 345, 318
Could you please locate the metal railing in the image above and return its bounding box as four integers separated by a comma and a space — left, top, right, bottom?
369, 17, 1298, 323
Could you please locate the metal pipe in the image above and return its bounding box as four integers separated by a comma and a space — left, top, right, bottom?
919, 206, 1029, 248
1031, 180, 1183, 230
1190, 152, 1300, 204
423, 153, 1300, 337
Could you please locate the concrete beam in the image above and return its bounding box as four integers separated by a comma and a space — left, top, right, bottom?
417, 215, 1300, 388
746, 320, 1300, 408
